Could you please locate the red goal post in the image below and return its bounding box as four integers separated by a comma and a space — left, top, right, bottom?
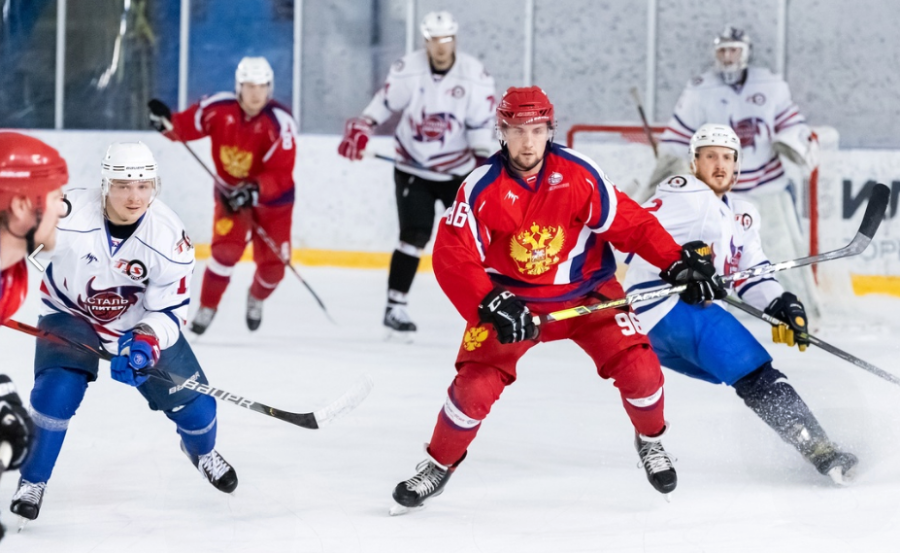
565, 123, 820, 270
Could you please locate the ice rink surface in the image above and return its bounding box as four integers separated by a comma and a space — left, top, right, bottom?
1, 264, 899, 553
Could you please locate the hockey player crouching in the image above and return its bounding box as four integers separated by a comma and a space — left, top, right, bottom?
11, 142, 238, 527
391, 87, 727, 513
623, 124, 857, 483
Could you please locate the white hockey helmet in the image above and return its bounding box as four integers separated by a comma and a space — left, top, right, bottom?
235, 56, 274, 98
713, 26, 751, 85
100, 142, 161, 210
689, 123, 741, 176
421, 11, 458, 41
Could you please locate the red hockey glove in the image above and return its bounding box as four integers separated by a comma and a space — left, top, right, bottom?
337, 117, 372, 161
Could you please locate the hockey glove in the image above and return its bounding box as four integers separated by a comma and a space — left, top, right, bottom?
478, 287, 537, 344
222, 181, 259, 213
659, 241, 727, 305
147, 99, 173, 133
764, 292, 809, 351
111, 329, 160, 387
337, 117, 373, 161
0, 375, 33, 471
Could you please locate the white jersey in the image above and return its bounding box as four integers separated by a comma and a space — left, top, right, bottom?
658, 67, 810, 193
623, 174, 784, 330
362, 50, 496, 181
40, 188, 194, 350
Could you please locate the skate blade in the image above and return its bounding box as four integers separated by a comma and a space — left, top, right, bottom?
827, 466, 853, 486
664, 492, 673, 503
17, 516, 30, 533
389, 503, 425, 516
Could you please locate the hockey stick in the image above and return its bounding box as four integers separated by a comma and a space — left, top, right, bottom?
160, 119, 335, 324
723, 295, 900, 387
361, 149, 464, 181
1, 319, 372, 429
537, 182, 890, 325
629, 87, 659, 158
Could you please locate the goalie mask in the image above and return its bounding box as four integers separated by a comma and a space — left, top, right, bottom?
714, 26, 751, 85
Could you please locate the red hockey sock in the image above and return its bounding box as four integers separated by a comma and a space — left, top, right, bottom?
199, 268, 231, 309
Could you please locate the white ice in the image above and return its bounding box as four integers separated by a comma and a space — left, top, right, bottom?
2, 265, 900, 553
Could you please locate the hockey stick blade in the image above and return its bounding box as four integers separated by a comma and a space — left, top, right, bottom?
312, 374, 375, 426
724, 295, 900, 387
539, 183, 890, 325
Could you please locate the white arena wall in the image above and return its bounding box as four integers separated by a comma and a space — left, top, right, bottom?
22, 130, 900, 296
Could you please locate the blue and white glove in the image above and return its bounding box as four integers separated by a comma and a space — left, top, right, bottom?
110, 328, 160, 387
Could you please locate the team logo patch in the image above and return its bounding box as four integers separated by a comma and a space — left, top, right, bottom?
739, 213, 753, 230
77, 277, 143, 322
412, 111, 457, 143
175, 230, 193, 254
82, 253, 98, 265
219, 146, 253, 179
215, 217, 234, 236
692, 76, 704, 86
463, 326, 490, 351
666, 176, 687, 188
449, 85, 465, 99
114, 259, 149, 281
729, 116, 771, 150
747, 93, 766, 105
392, 59, 405, 72
548, 172, 563, 185
510, 223, 565, 276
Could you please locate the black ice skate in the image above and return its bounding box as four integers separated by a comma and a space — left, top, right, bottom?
635, 429, 677, 496
384, 304, 417, 337
390, 451, 465, 515
806, 441, 858, 485
190, 306, 217, 335
246, 291, 263, 331
10, 479, 46, 528
181, 442, 239, 493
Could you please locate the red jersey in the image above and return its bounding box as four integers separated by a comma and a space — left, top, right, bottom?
433, 143, 683, 322
166, 93, 298, 206
0, 259, 28, 325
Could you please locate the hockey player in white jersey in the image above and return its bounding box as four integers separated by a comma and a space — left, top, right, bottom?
643, 26, 819, 314
10, 142, 238, 526
338, 10, 497, 337
624, 124, 856, 483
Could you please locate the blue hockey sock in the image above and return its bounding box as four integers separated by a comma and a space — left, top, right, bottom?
166, 395, 217, 457
20, 368, 89, 483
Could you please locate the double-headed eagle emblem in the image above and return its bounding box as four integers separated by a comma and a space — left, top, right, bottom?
509, 223, 565, 275
220, 146, 253, 179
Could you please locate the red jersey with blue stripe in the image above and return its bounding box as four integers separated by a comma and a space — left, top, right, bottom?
433, 143, 683, 322
166, 93, 298, 206
0, 259, 28, 325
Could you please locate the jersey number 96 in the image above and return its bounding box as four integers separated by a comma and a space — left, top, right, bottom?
445, 201, 471, 228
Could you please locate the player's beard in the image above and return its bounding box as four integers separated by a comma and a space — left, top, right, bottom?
508, 150, 545, 175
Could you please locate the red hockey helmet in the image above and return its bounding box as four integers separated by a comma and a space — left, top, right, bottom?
496, 86, 555, 128
0, 132, 68, 212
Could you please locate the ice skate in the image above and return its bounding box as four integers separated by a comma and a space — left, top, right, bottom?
390, 451, 463, 515
190, 306, 217, 335
807, 442, 858, 485
181, 442, 239, 494
384, 304, 417, 341
246, 291, 263, 331
10, 480, 46, 531
635, 428, 677, 496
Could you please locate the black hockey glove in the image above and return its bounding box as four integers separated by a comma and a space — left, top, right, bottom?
222, 181, 259, 213
659, 241, 727, 305
0, 375, 33, 471
478, 288, 537, 344
764, 292, 809, 352
147, 99, 173, 133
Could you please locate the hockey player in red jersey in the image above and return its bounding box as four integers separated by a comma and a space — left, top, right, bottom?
390, 87, 727, 513
0, 132, 69, 540
148, 56, 298, 334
